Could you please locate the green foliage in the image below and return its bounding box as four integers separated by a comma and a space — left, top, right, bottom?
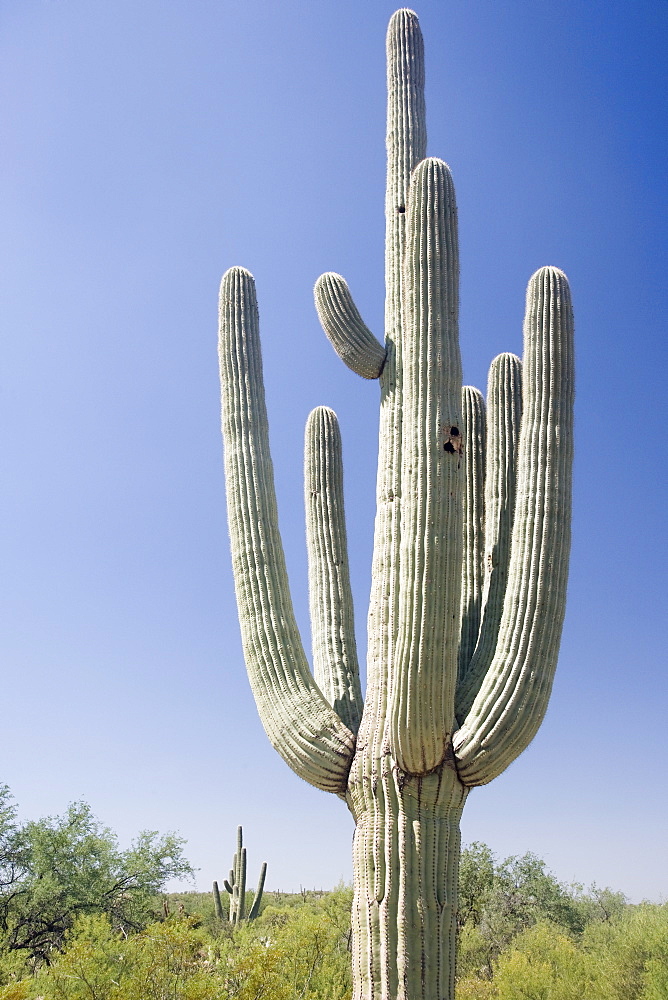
457, 843, 585, 979
456, 892, 668, 1000
581, 902, 668, 1000
493, 922, 603, 1000
27, 913, 218, 1000
1, 797, 664, 1000
5, 885, 354, 1000
458, 842, 496, 929
0, 790, 193, 974
219, 827, 267, 925
0, 857, 665, 1000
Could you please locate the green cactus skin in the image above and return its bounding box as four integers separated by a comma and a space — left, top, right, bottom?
218, 8, 574, 999
247, 862, 267, 922
456, 353, 523, 723
212, 880, 224, 921
219, 267, 355, 796
305, 406, 364, 735
458, 386, 486, 684
219, 826, 266, 924
314, 274, 386, 379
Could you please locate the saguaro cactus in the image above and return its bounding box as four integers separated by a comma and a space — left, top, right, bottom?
213, 825, 267, 924
218, 9, 574, 1000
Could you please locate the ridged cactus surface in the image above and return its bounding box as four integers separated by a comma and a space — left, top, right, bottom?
215, 825, 266, 925
218, 9, 574, 999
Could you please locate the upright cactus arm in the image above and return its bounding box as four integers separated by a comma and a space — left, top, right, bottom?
357, 10, 426, 762
212, 881, 224, 920
388, 157, 463, 776
247, 861, 267, 921
458, 386, 486, 682
456, 353, 522, 721
218, 267, 356, 795
314, 274, 386, 379
385, 8, 426, 324
237, 847, 247, 922
454, 268, 574, 786
235, 827, 242, 879
305, 407, 363, 734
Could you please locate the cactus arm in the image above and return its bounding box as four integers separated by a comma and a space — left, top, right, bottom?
456, 353, 522, 721
305, 407, 364, 734
388, 158, 463, 775
223, 878, 233, 894
314, 274, 386, 379
457, 386, 486, 682
230, 843, 239, 922
454, 268, 574, 786
247, 861, 267, 921
212, 881, 224, 920
385, 8, 426, 328
235, 827, 242, 881
238, 847, 247, 922
219, 267, 356, 795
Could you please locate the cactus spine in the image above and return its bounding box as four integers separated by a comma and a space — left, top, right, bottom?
218, 9, 574, 1000
214, 826, 266, 924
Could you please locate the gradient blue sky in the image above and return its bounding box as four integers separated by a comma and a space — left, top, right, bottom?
1, 0, 666, 902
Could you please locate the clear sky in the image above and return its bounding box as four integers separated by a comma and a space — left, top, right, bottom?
1, 0, 666, 903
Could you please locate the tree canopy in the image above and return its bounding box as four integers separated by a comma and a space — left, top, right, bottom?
0, 786, 192, 968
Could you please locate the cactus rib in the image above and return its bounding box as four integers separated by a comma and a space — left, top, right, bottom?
305, 406, 363, 734
218, 267, 356, 794
247, 862, 267, 921
314, 274, 386, 378
219, 9, 574, 998
218, 826, 267, 924
458, 386, 487, 683
388, 157, 462, 775
454, 268, 574, 785
456, 353, 522, 721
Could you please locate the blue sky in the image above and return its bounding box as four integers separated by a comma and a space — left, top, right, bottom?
1, 0, 666, 902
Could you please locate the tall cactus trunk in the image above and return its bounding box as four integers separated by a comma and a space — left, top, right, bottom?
349, 762, 467, 1000
219, 9, 574, 1000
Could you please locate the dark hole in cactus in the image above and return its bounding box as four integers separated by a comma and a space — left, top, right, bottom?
444, 441, 456, 453
450, 426, 460, 436
397, 205, 405, 213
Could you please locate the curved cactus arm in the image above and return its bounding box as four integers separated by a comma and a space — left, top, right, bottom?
314, 274, 386, 379
454, 268, 574, 786
388, 158, 463, 775
305, 407, 364, 734
457, 386, 486, 682
219, 266, 356, 795
247, 861, 267, 921
456, 353, 522, 721
223, 878, 233, 894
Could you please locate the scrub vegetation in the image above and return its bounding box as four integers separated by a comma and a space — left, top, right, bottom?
1, 788, 665, 1000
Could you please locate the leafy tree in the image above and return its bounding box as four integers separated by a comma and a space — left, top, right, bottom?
491, 852, 583, 934
0, 789, 28, 913
569, 884, 628, 927
458, 843, 496, 930
0, 796, 193, 969
457, 843, 596, 980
